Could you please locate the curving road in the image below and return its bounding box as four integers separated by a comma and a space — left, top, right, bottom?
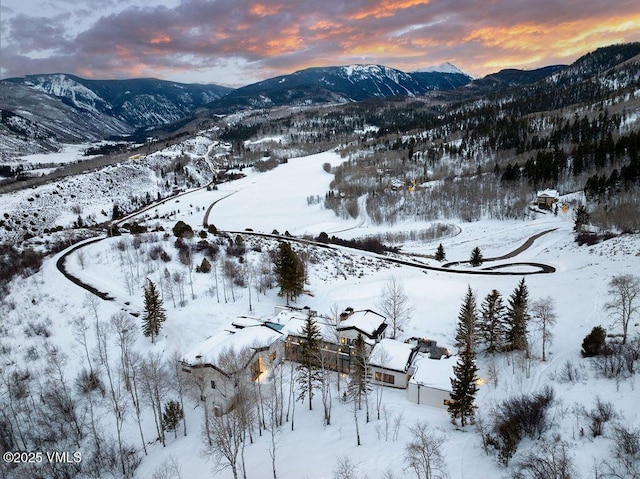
220, 228, 557, 276
56, 191, 559, 305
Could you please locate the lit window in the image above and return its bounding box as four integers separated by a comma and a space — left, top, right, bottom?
374, 372, 395, 384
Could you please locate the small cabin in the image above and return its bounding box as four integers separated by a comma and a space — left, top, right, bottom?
536, 189, 559, 209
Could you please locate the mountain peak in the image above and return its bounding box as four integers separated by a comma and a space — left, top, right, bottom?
413, 62, 467, 75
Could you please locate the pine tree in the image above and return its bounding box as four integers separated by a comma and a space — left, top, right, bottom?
348, 333, 371, 412
296, 313, 322, 410
435, 243, 446, 262
574, 204, 590, 232
479, 289, 508, 352
142, 279, 167, 343
274, 242, 305, 304
470, 247, 483, 267
449, 285, 480, 426
506, 278, 530, 353
581, 326, 607, 357
455, 286, 479, 354
448, 348, 478, 427
162, 400, 184, 438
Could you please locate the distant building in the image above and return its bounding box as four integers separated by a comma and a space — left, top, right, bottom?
536, 189, 559, 209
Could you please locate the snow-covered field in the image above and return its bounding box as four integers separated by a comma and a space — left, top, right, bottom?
2, 146, 639, 479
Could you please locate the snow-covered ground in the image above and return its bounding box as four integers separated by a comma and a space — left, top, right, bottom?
2, 146, 639, 479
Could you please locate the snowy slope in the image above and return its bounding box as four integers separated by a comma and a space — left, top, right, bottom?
1, 140, 639, 479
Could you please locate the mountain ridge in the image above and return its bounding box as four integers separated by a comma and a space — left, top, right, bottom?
2, 43, 639, 159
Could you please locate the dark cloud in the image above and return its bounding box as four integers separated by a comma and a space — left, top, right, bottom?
2, 0, 639, 84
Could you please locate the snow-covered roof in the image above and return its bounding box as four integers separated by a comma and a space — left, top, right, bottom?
409, 354, 457, 392
369, 339, 417, 372
182, 325, 282, 369
337, 309, 387, 338
231, 316, 264, 329
536, 188, 559, 198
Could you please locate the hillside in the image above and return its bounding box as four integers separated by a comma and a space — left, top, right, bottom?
0, 145, 639, 479
0, 74, 232, 157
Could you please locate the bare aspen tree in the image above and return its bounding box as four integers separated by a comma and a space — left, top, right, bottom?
202, 407, 245, 479
173, 270, 186, 306
163, 267, 176, 307
185, 362, 213, 446
266, 357, 283, 478
333, 455, 361, 479
152, 455, 183, 479
531, 296, 557, 362
95, 319, 131, 476
404, 421, 447, 479
141, 351, 170, 447
212, 258, 221, 303
112, 312, 148, 455
286, 361, 296, 431
76, 248, 87, 270
223, 258, 237, 302
72, 315, 94, 375
377, 276, 412, 339
604, 273, 640, 345
42, 345, 84, 448
374, 348, 391, 421
171, 349, 188, 437
349, 386, 362, 446
266, 391, 280, 479
329, 303, 343, 392
186, 238, 195, 300
84, 293, 101, 331
317, 346, 333, 426
245, 260, 255, 311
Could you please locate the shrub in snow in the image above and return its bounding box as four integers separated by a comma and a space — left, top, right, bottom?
586, 397, 616, 438
487, 386, 555, 466
172, 220, 194, 238
513, 436, 576, 479
197, 257, 211, 273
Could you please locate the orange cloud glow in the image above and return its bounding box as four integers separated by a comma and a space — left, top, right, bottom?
250, 4, 283, 17
350, 0, 431, 20
466, 16, 640, 52
3, 0, 639, 86
464, 14, 640, 74
149, 34, 172, 45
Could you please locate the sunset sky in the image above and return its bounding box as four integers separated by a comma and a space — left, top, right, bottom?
1, 0, 639, 87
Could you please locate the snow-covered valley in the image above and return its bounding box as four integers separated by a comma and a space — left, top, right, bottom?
1, 140, 639, 479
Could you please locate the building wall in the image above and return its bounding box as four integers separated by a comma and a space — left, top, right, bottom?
370, 366, 410, 389
406, 382, 451, 408
284, 336, 351, 373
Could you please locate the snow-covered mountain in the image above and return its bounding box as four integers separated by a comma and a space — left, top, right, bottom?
0, 81, 133, 156
3, 74, 231, 128
0, 74, 232, 156
413, 62, 467, 75
208, 63, 473, 111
